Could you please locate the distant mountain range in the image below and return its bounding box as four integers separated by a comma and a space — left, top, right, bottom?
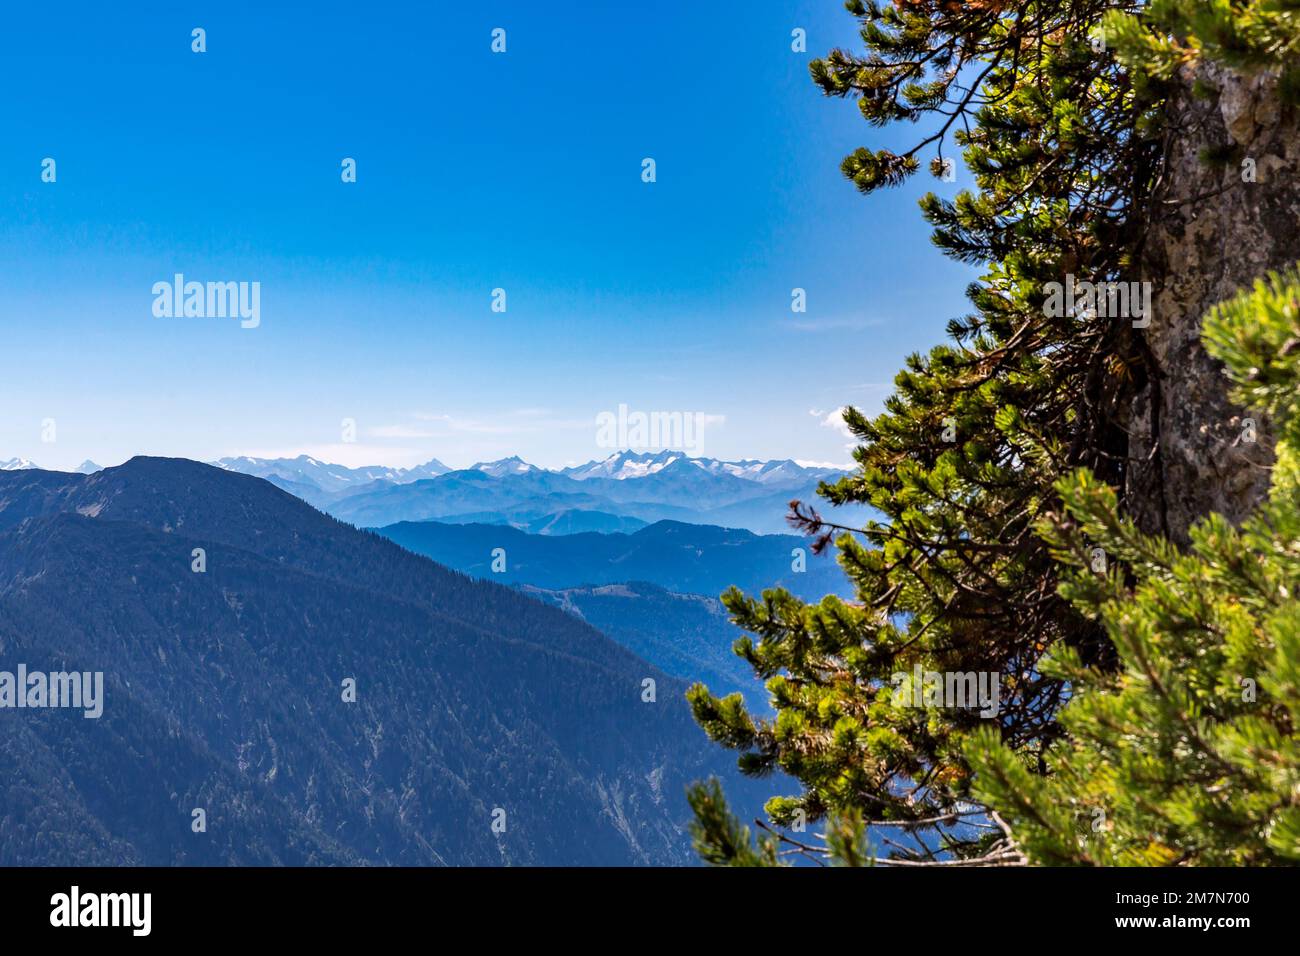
560, 449, 837, 485
0, 458, 769, 865
0, 458, 100, 474
205, 451, 861, 536
2, 451, 861, 536
212, 454, 450, 493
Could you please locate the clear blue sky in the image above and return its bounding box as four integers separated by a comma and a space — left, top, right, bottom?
0, 0, 976, 471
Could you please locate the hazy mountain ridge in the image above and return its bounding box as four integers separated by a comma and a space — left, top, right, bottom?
322, 457, 864, 535
375, 513, 853, 719
520, 582, 767, 710
375, 518, 852, 602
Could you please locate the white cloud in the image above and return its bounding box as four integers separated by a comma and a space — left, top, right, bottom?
811, 407, 853, 439
795, 458, 853, 469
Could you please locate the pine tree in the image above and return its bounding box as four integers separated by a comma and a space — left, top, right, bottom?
968, 266, 1300, 865
688, 1, 1300, 864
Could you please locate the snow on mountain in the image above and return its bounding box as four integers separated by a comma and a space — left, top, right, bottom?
744, 459, 842, 485
402, 458, 452, 481
561, 450, 684, 480
562, 451, 843, 486
469, 456, 541, 478
208, 451, 840, 502
0, 458, 106, 474
212, 454, 450, 492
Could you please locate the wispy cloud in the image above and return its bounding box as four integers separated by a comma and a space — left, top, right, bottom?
843, 383, 894, 394
368, 424, 437, 439
787, 315, 884, 333
410, 411, 592, 436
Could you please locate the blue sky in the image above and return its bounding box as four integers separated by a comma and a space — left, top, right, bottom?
0, 0, 976, 471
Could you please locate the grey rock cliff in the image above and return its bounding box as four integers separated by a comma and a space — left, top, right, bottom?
1128, 63, 1299, 540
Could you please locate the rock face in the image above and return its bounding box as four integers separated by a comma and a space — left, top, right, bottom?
1128, 64, 1300, 541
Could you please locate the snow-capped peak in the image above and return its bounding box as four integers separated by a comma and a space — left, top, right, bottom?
211, 454, 450, 493
559, 452, 846, 485
562, 450, 683, 480
470, 456, 539, 477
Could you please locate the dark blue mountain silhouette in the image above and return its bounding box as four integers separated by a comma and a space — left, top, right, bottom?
376, 518, 852, 601
0, 458, 765, 865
